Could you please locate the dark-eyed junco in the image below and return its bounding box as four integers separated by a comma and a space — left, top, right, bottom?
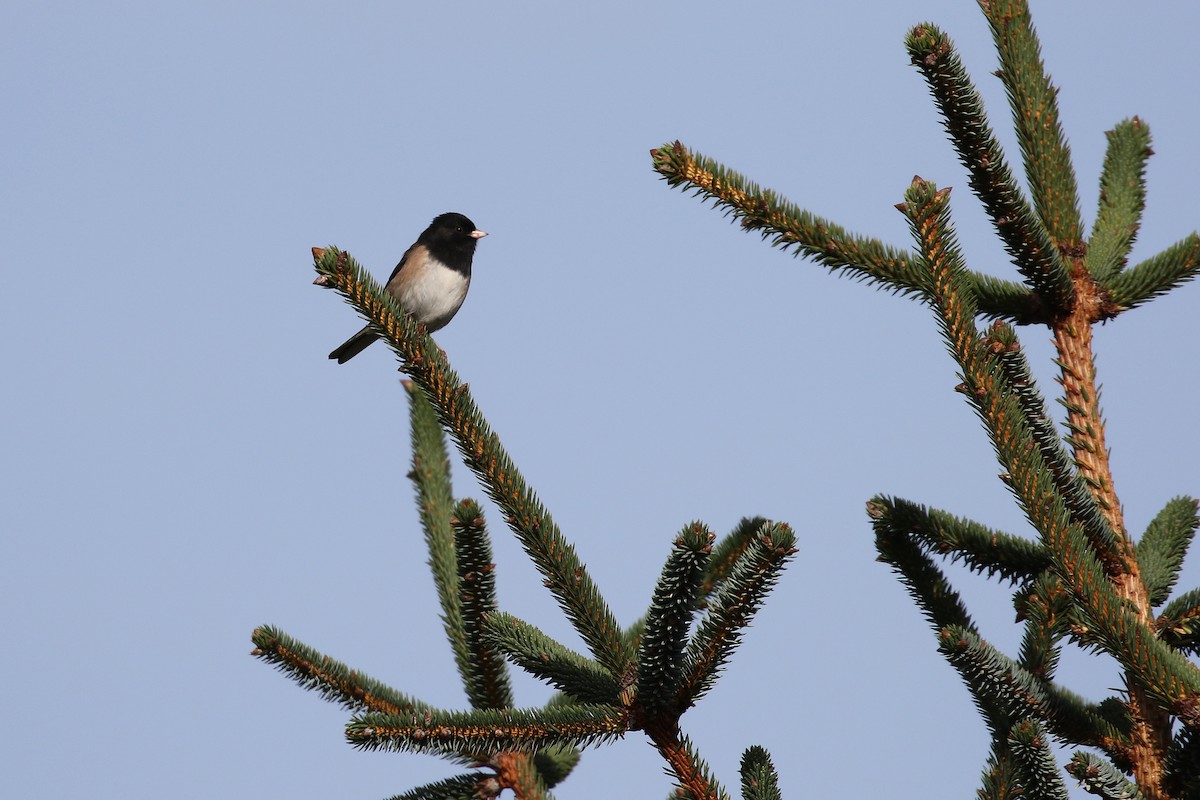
327, 212, 487, 364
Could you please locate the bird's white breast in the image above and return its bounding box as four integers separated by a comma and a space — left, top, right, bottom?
398, 259, 471, 332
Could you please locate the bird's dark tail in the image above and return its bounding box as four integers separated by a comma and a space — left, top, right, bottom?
328, 326, 378, 364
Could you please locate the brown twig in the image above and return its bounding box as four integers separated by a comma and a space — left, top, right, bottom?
1051, 264, 1169, 798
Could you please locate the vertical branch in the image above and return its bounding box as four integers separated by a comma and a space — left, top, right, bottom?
1053, 302, 1170, 800
405, 382, 471, 678
452, 498, 514, 710
978, 0, 1084, 250
1053, 314, 1132, 572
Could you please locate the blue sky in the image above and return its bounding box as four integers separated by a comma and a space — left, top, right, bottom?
4, 2, 1199, 798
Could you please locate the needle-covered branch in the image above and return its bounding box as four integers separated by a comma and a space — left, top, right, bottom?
313, 247, 632, 676
1067, 751, 1147, 800
650, 142, 925, 298
984, 322, 1122, 571
978, 0, 1084, 251
1159, 589, 1200, 655
384, 773, 502, 800
702, 517, 769, 597
1104, 610, 1200, 724
899, 181, 1079, 551
1007, 718, 1071, 800
899, 177, 1200, 727
1166, 727, 1200, 799
976, 753, 1022, 800
873, 502, 1125, 750
637, 523, 713, 715
650, 141, 1047, 324
870, 500, 978, 637
874, 509, 1060, 742
738, 746, 782, 800
348, 704, 630, 756
452, 498, 513, 710
901, 178, 1083, 566
1104, 234, 1200, 312
657, 733, 729, 800
527, 734, 583, 789
1088, 118, 1153, 282
621, 516, 770, 656
480, 612, 621, 705
1016, 572, 1073, 682
405, 382, 470, 681
678, 523, 796, 709
906, 22, 1072, 310
939, 627, 1126, 751
972, 272, 1052, 324
1137, 497, 1200, 609
869, 494, 1050, 583
251, 625, 432, 716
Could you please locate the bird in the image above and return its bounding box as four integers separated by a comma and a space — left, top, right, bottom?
327, 212, 487, 364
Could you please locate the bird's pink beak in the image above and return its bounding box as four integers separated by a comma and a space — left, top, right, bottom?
470, 230, 488, 239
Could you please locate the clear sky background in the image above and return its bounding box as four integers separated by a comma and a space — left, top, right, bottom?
4, 2, 1199, 798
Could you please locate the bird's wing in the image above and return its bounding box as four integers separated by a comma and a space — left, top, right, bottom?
384, 242, 428, 287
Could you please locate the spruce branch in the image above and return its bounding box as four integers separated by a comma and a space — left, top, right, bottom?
530, 740, 582, 788
896, 177, 985, 378
1137, 497, 1200, 608
652, 733, 729, 800
984, 321, 1122, 571
1016, 572, 1073, 682
906, 22, 1072, 310
938, 627, 1123, 751
405, 382, 470, 684
869, 499, 978, 637
1075, 579, 1200, 725
1067, 751, 1147, 800
677, 523, 796, 709
1105, 234, 1200, 312
973, 272, 1052, 324
1159, 588, 1200, 655
1012, 514, 1200, 734
250, 625, 431, 715
872, 498, 1125, 754
384, 773, 502, 800
869, 494, 1050, 583
703, 516, 769, 598
452, 498, 514, 710
895, 178, 1199, 718
1007, 718, 1071, 800
348, 704, 629, 756
637, 522, 713, 715
1165, 726, 1200, 799
1051, 304, 1132, 571
480, 612, 621, 705
382, 756, 554, 800
978, 0, 1085, 251
313, 247, 633, 676
651, 141, 1051, 323
650, 142, 927, 300
738, 746, 782, 800
978, 753, 1023, 800
872, 502, 1031, 738
622, 516, 766, 657
897, 177, 1074, 548
1088, 118, 1154, 282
